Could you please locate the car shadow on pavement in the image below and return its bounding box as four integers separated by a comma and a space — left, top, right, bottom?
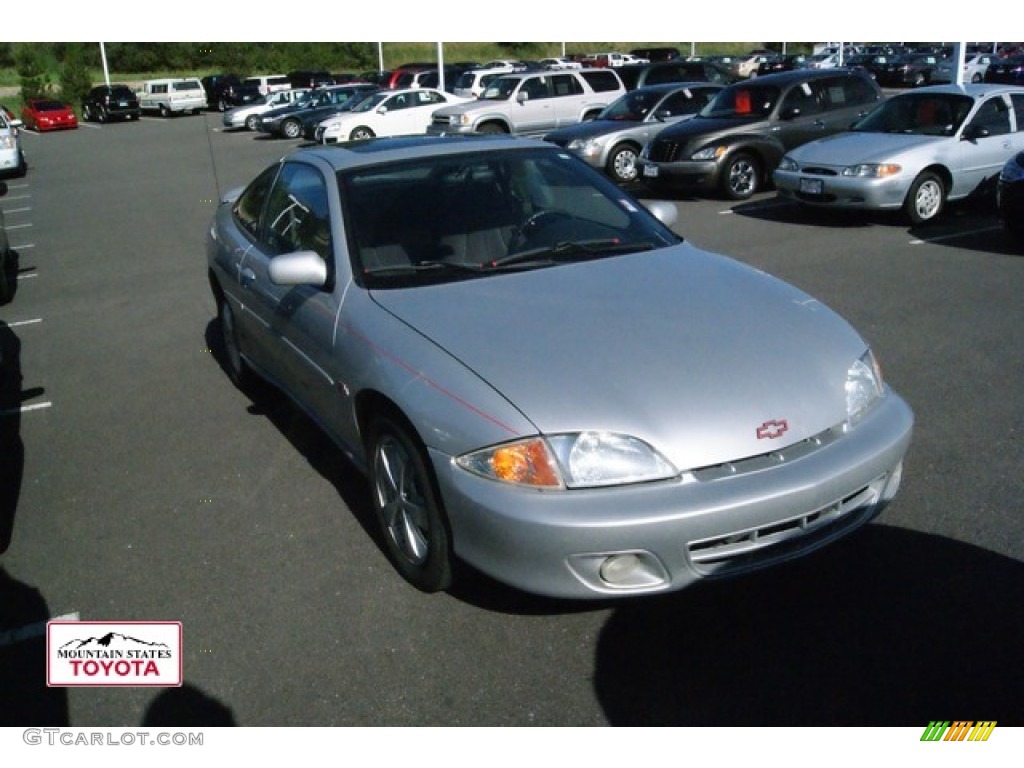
203, 320, 382, 568
0, 567, 70, 726
142, 682, 237, 726
0, 320, 26, 553
592, 523, 1024, 726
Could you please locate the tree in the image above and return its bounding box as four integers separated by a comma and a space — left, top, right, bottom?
59, 44, 94, 111
14, 44, 51, 101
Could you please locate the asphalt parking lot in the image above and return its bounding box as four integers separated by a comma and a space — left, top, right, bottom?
1, 111, 1022, 727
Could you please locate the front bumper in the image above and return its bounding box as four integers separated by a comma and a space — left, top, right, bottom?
637, 158, 720, 190
432, 391, 914, 599
774, 168, 912, 212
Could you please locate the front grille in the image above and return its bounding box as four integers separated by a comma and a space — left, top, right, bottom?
799, 166, 838, 176
686, 476, 887, 578
692, 427, 841, 482
647, 140, 685, 163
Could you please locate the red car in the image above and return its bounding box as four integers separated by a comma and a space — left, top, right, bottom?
21, 99, 78, 132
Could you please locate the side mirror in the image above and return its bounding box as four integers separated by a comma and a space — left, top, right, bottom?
643, 200, 678, 229
516, 91, 529, 105
779, 106, 801, 120
269, 251, 328, 287
654, 109, 672, 122
376, 106, 388, 115
962, 124, 990, 141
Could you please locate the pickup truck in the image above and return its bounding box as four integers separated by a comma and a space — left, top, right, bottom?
427, 69, 625, 138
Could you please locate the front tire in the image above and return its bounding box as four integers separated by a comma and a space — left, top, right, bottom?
282, 119, 302, 139
720, 152, 761, 200
606, 143, 640, 184
367, 414, 453, 593
159, 104, 171, 118
245, 114, 260, 131
904, 171, 945, 225
349, 126, 375, 140
477, 122, 507, 135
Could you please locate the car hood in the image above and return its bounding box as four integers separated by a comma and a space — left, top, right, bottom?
654, 115, 771, 144
369, 244, 867, 470
789, 131, 944, 164
546, 119, 644, 143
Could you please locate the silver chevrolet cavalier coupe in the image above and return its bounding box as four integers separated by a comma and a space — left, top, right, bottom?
206, 135, 913, 599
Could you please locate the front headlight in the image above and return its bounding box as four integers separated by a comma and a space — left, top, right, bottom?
0, 136, 15, 149
457, 432, 677, 489
567, 138, 601, 158
691, 145, 727, 161
777, 156, 799, 172
842, 163, 902, 178
846, 350, 884, 423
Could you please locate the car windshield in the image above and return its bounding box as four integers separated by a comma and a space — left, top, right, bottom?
852, 93, 973, 137
698, 84, 780, 118
33, 100, 67, 111
339, 147, 680, 288
598, 90, 666, 121
350, 92, 389, 113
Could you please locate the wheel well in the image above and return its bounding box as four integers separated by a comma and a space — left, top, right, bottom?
355, 391, 417, 454
208, 271, 225, 306
913, 165, 952, 195
476, 120, 509, 134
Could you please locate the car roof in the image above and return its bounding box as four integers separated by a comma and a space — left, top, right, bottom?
290, 135, 552, 171
892, 83, 1024, 97
737, 67, 864, 85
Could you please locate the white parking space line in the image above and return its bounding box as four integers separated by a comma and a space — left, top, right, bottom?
6, 223, 33, 230
16, 272, 37, 280
0, 401, 52, 416
7, 318, 42, 327
1, 206, 32, 214
1, 195, 32, 202
910, 225, 1004, 245
0, 611, 80, 648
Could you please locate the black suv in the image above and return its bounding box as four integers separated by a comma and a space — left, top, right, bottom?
201, 74, 261, 112
637, 68, 882, 199
82, 85, 141, 122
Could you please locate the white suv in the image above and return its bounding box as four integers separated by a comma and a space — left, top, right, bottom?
428, 69, 625, 137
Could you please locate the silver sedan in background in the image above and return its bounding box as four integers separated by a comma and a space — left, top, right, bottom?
207, 135, 913, 599
774, 84, 1024, 224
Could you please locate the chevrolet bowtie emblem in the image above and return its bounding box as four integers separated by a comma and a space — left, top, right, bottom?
756, 419, 789, 440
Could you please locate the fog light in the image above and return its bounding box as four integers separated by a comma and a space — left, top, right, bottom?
599, 553, 641, 584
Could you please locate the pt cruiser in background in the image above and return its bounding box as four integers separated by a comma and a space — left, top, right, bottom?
543, 82, 724, 183
637, 68, 883, 199
206, 135, 913, 599
774, 84, 1024, 224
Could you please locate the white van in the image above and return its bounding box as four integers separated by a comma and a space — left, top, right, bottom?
138, 78, 206, 117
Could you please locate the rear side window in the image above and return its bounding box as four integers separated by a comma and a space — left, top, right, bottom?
819, 74, 879, 110
173, 81, 202, 92
233, 164, 280, 241
580, 70, 622, 92
1011, 94, 1024, 131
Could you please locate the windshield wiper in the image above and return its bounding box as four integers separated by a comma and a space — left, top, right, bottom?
492, 239, 654, 269
363, 260, 486, 277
